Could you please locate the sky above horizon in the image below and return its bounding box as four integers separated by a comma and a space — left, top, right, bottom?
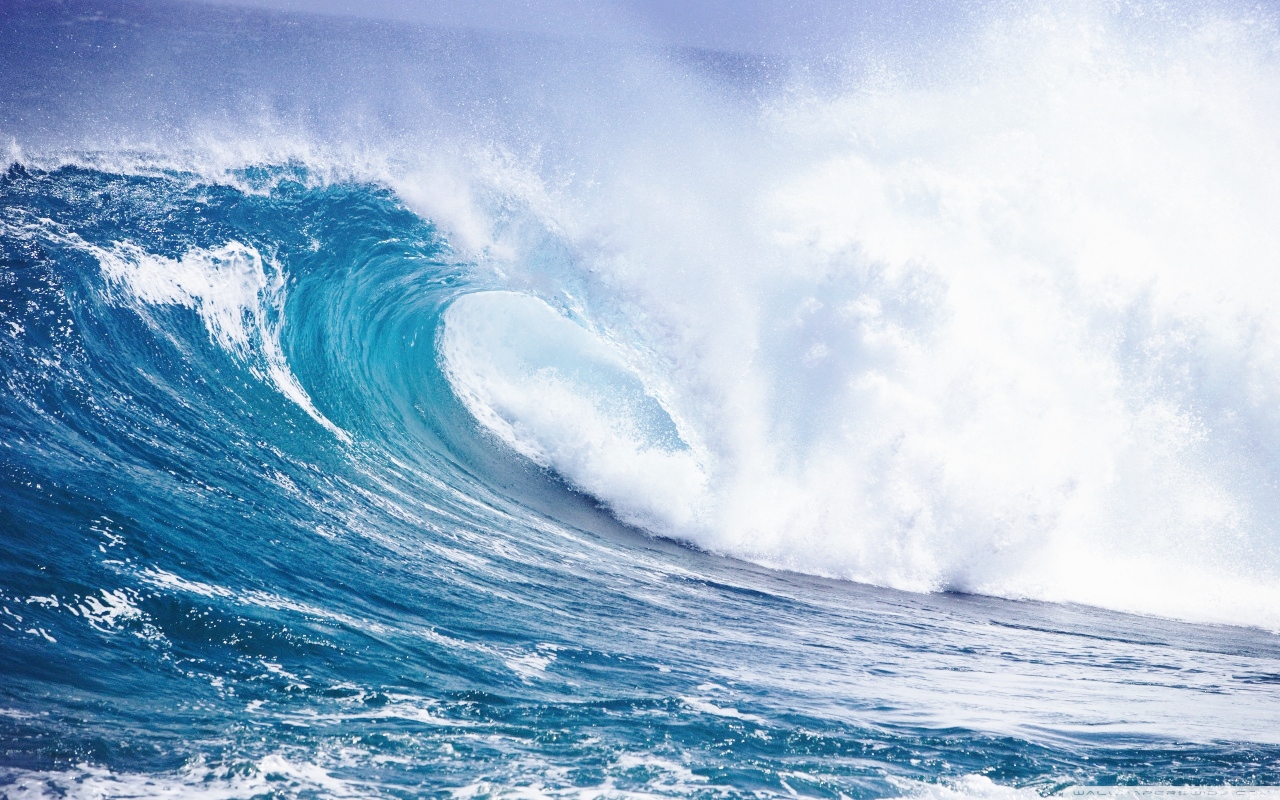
183, 0, 950, 56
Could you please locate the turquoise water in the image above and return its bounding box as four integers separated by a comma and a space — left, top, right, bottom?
4, 2, 1280, 797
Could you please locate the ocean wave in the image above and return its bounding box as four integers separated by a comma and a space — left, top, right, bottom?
5, 0, 1280, 795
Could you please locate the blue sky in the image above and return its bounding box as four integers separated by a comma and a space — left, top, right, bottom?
184, 0, 950, 56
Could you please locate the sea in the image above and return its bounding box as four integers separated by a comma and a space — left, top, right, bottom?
3, 0, 1280, 797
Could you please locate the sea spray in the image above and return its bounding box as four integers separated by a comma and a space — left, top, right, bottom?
418, 2, 1280, 628
3, 2, 1280, 796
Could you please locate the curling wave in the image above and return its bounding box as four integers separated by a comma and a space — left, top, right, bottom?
4, 0, 1280, 795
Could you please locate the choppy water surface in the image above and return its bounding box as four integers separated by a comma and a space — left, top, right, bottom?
3, 1, 1280, 797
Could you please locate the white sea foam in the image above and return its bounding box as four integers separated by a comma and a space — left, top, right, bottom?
427, 2, 1280, 630
892, 775, 1044, 800
0, 751, 742, 800
1, 755, 377, 800
77, 589, 144, 633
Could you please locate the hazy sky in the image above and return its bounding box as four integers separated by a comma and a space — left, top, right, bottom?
184, 0, 947, 56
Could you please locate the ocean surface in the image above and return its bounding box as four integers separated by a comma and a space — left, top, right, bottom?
3, 1, 1280, 797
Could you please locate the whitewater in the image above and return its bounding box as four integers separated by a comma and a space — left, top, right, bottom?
3, 0, 1280, 796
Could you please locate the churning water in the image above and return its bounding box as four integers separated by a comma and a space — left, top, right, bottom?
3, 0, 1280, 796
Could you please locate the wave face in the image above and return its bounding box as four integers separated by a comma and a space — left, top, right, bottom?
3, 0, 1280, 796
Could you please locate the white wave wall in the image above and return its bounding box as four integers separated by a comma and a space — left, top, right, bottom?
426, 1, 1280, 629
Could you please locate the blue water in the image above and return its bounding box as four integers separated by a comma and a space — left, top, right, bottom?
4, 2, 1280, 798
